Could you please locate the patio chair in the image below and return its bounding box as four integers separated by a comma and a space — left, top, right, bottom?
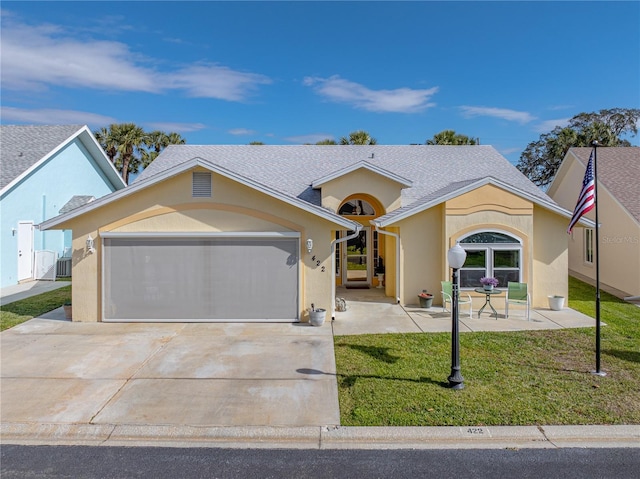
441, 281, 473, 318
505, 282, 530, 321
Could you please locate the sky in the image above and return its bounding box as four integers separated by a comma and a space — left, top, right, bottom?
1, 1, 639, 165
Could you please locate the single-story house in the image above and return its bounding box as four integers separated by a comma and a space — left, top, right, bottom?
548, 147, 640, 299
39, 145, 585, 323
0, 125, 126, 288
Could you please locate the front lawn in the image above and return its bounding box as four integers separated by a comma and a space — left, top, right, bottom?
334, 276, 640, 426
0, 286, 71, 331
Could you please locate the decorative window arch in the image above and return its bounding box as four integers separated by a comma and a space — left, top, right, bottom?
458, 230, 522, 289
339, 199, 376, 216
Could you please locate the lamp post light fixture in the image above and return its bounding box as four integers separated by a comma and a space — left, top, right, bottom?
447, 242, 467, 390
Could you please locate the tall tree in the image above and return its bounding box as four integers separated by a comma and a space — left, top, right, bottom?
339, 130, 377, 145
426, 130, 478, 145
517, 108, 639, 187
94, 124, 185, 184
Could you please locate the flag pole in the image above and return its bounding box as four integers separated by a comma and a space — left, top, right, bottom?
592, 140, 606, 377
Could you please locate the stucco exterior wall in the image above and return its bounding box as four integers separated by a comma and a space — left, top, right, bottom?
394, 205, 444, 306
532, 206, 569, 305
319, 168, 403, 214
1, 139, 118, 287
549, 156, 640, 297
58, 168, 342, 322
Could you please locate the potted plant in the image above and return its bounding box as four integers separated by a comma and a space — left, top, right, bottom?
548, 295, 565, 311
418, 290, 433, 308
63, 302, 72, 320
480, 277, 499, 291
309, 303, 326, 326
375, 256, 385, 288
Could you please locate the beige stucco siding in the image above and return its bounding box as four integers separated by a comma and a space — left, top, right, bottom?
319, 168, 402, 214
58, 168, 343, 322
550, 157, 640, 297
532, 206, 569, 305
393, 205, 445, 305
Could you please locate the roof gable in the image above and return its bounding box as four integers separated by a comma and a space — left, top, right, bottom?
563, 147, 640, 223
39, 157, 357, 231
311, 160, 412, 189
0, 124, 125, 195
373, 177, 591, 227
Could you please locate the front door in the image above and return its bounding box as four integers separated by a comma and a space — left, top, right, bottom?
343, 227, 370, 285
17, 221, 34, 282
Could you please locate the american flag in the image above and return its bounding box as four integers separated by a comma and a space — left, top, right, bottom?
567, 150, 595, 234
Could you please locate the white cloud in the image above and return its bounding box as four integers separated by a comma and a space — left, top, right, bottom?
0, 17, 270, 101
0, 106, 116, 126
534, 118, 571, 133
460, 106, 536, 124
167, 64, 271, 101
304, 75, 438, 113
145, 122, 207, 133
284, 133, 335, 144
228, 128, 257, 136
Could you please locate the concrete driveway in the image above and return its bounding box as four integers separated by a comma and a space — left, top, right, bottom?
1, 313, 339, 428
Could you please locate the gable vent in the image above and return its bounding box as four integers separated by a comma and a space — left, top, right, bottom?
192, 172, 212, 197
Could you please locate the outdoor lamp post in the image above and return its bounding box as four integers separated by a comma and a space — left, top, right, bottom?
447, 242, 467, 390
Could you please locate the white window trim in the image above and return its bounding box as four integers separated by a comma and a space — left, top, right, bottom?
458, 230, 523, 290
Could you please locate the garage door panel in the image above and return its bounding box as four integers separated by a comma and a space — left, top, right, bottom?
103, 236, 299, 322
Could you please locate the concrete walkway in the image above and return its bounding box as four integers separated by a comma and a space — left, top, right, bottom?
1, 282, 637, 449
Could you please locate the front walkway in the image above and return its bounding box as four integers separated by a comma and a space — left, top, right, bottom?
333, 286, 597, 335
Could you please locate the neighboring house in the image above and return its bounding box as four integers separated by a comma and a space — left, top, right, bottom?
548, 147, 640, 299
0, 125, 126, 288
39, 145, 583, 323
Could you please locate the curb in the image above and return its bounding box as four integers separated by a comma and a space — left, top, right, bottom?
2, 423, 638, 449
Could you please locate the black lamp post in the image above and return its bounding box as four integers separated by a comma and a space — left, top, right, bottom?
447, 242, 467, 390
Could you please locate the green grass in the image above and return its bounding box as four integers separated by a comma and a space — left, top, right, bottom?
334, 276, 640, 426
0, 286, 71, 331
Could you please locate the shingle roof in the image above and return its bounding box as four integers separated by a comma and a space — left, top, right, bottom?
569, 147, 640, 222
59, 195, 95, 214
136, 145, 553, 208
0, 125, 84, 190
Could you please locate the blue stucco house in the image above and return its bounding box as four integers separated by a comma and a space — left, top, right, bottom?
0, 125, 126, 288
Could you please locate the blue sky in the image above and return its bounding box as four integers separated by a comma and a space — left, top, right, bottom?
1, 1, 639, 165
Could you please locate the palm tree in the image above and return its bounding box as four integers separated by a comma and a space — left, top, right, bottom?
339, 130, 377, 145
116, 123, 147, 185
426, 130, 479, 145
315, 139, 337, 145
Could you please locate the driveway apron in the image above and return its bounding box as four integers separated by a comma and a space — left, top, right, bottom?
1, 318, 339, 427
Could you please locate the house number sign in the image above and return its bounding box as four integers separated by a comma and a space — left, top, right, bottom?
311, 256, 325, 272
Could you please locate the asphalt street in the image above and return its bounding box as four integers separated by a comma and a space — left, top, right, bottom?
2, 445, 640, 479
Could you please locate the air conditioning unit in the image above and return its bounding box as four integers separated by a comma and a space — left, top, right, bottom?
56, 257, 72, 277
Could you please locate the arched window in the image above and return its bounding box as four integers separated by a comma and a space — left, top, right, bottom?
458, 231, 522, 289
339, 199, 376, 216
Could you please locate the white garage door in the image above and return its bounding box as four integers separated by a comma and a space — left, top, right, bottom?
102, 233, 299, 322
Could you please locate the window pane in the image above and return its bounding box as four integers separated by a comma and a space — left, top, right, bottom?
461, 232, 519, 244
494, 269, 519, 286
460, 269, 486, 288
494, 250, 519, 268
339, 199, 375, 216
463, 250, 486, 267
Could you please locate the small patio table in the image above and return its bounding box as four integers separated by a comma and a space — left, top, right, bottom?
474, 288, 502, 320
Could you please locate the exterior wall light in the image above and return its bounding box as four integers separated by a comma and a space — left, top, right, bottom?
86, 235, 96, 254
306, 238, 313, 254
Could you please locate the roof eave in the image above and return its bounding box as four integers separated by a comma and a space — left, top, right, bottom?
39, 157, 357, 231
374, 177, 578, 227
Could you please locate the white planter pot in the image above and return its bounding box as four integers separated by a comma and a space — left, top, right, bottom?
548, 295, 565, 311
309, 309, 326, 326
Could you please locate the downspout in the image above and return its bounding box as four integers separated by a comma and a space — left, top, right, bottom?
331, 223, 362, 320
372, 222, 401, 304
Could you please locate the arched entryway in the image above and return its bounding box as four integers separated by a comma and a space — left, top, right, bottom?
337, 194, 385, 288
